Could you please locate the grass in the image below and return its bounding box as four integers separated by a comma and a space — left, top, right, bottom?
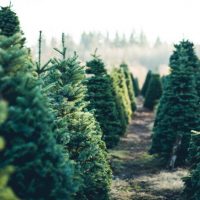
110, 99, 188, 200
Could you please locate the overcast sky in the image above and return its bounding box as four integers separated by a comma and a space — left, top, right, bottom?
1, 0, 200, 45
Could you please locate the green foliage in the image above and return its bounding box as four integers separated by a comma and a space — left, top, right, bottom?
86, 55, 123, 148
120, 63, 136, 111
0, 34, 76, 200
131, 74, 140, 97
141, 70, 152, 97
111, 68, 131, 135
143, 74, 162, 110
0, 101, 19, 200
183, 131, 200, 200
0, 6, 20, 37
170, 40, 199, 71
150, 40, 200, 167
40, 43, 112, 199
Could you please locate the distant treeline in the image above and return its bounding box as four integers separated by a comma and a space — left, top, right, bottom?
31, 31, 172, 79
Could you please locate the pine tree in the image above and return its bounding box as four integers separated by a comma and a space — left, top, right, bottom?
131, 74, 140, 97
40, 38, 112, 200
143, 74, 162, 110
141, 70, 152, 97
0, 6, 20, 37
149, 75, 170, 155
120, 63, 136, 111
86, 54, 123, 148
0, 34, 76, 199
150, 41, 200, 167
183, 131, 200, 200
111, 68, 131, 135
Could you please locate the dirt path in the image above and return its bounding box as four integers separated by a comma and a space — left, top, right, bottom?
109, 97, 188, 200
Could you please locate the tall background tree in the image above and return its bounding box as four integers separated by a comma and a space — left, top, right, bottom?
141, 70, 152, 97
111, 68, 132, 135
120, 63, 136, 111
131, 74, 140, 97
86, 54, 123, 148
143, 74, 162, 110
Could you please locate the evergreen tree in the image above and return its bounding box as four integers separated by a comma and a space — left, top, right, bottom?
0, 34, 76, 199
0, 100, 19, 200
111, 68, 131, 135
40, 38, 112, 199
143, 74, 162, 110
183, 131, 200, 200
141, 70, 152, 97
150, 41, 200, 167
149, 76, 170, 155
0, 6, 20, 37
120, 63, 136, 111
131, 74, 140, 97
86, 54, 123, 148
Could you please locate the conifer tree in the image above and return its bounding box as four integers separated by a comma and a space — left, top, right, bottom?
0, 100, 19, 200
40, 38, 112, 200
131, 74, 140, 97
86, 54, 123, 148
150, 41, 200, 167
143, 74, 162, 110
0, 6, 20, 36
141, 70, 152, 97
0, 34, 76, 199
111, 68, 131, 135
120, 63, 136, 111
183, 131, 200, 200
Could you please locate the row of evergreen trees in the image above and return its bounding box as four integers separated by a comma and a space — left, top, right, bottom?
149, 40, 200, 199
0, 6, 138, 200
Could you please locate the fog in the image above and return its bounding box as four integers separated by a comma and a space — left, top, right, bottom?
31, 31, 174, 86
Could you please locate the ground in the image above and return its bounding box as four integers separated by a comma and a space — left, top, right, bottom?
109, 97, 188, 200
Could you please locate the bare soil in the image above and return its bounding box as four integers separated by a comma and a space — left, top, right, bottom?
109, 97, 188, 200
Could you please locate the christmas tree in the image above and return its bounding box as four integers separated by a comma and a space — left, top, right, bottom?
131, 74, 140, 97
0, 34, 76, 199
141, 70, 152, 97
40, 39, 112, 199
150, 41, 200, 167
143, 74, 162, 110
111, 68, 132, 134
0, 6, 20, 36
183, 131, 200, 200
86, 54, 123, 148
120, 63, 136, 111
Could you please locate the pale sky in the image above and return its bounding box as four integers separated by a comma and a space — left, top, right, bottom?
1, 0, 200, 45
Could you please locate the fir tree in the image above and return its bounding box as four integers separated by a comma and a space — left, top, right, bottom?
149, 76, 170, 155
111, 68, 131, 135
141, 70, 152, 97
86, 54, 123, 148
40, 37, 112, 200
150, 41, 200, 167
131, 74, 140, 97
120, 63, 136, 111
0, 6, 20, 37
0, 34, 76, 199
143, 74, 162, 110
183, 131, 200, 200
